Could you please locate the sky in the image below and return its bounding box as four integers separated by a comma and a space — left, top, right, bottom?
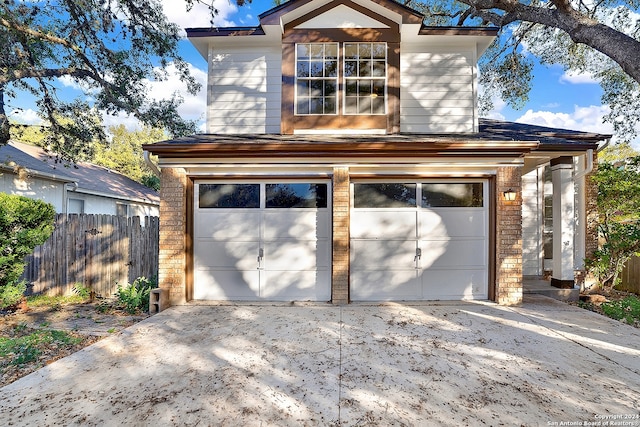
7, 0, 637, 147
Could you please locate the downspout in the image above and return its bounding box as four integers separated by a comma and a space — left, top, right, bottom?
144, 150, 160, 177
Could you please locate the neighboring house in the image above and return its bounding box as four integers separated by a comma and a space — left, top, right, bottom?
0, 140, 159, 217
144, 0, 610, 307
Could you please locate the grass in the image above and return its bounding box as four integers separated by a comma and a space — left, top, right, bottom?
25, 284, 91, 308
0, 324, 83, 366
601, 295, 640, 327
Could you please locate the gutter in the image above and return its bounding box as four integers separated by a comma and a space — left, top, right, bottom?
574, 137, 611, 179
144, 150, 161, 177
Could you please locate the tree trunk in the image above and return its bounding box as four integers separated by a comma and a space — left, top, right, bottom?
0, 89, 10, 145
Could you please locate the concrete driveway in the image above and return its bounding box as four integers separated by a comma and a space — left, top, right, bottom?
1, 295, 639, 426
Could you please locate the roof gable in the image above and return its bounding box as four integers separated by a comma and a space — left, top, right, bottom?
294, 4, 390, 29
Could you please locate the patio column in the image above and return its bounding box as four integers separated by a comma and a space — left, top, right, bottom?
551, 157, 575, 288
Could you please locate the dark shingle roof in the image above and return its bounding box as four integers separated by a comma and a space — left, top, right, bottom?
0, 141, 159, 204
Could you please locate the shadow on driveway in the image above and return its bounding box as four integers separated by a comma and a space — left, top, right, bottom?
1, 295, 639, 426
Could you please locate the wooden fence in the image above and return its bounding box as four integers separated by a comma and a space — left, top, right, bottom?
620, 256, 640, 294
21, 214, 159, 297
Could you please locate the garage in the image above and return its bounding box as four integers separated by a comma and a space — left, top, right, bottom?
193, 181, 331, 301
350, 181, 489, 300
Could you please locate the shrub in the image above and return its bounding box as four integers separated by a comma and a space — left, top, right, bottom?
601, 296, 640, 326
0, 194, 55, 309
116, 277, 157, 314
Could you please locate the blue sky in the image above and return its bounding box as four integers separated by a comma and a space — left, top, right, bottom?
8, 0, 635, 146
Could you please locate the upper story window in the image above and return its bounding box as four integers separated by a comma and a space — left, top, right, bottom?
295, 42, 387, 116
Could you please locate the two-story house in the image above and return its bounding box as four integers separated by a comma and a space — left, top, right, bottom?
144, 0, 609, 307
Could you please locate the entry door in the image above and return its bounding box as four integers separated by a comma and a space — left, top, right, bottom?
350, 181, 489, 301
193, 181, 331, 301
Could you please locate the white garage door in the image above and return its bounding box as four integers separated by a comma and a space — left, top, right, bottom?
194, 181, 331, 301
351, 181, 489, 300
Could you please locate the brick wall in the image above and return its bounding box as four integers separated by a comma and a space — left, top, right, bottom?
332, 167, 350, 304
158, 167, 187, 306
496, 166, 523, 305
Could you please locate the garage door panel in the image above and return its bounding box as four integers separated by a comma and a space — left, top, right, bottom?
194, 269, 260, 300
263, 211, 330, 239
194, 240, 260, 270
420, 239, 486, 268
421, 269, 487, 299
351, 211, 416, 239
195, 212, 262, 240
263, 240, 330, 270
351, 240, 417, 269
351, 269, 420, 300
419, 210, 486, 237
262, 270, 331, 300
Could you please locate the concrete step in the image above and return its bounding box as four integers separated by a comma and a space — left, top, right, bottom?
523, 280, 580, 302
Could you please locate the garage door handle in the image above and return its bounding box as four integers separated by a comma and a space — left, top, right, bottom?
257, 248, 264, 263
414, 248, 422, 261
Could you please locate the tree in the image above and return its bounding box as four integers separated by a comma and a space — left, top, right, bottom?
585, 157, 640, 289
93, 124, 163, 189
0, 194, 55, 309
0, 0, 203, 163
410, 0, 640, 143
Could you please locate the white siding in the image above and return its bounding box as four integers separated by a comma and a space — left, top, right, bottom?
400, 46, 475, 133
522, 168, 543, 276
0, 172, 65, 212
207, 47, 282, 134
74, 193, 158, 217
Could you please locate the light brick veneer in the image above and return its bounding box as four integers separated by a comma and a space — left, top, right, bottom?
332, 167, 350, 304
496, 166, 523, 305
158, 167, 188, 306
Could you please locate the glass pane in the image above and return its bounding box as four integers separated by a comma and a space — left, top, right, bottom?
345, 97, 357, 114
325, 60, 337, 77
358, 96, 371, 114
345, 80, 358, 96
344, 44, 358, 59
310, 80, 323, 96
325, 44, 338, 58
297, 80, 310, 96
309, 98, 324, 114
372, 43, 386, 59
372, 61, 385, 77
421, 183, 484, 207
354, 184, 417, 208
372, 80, 385, 96
310, 61, 324, 77
359, 43, 372, 58
359, 60, 372, 77
324, 96, 336, 114
297, 44, 311, 59
297, 62, 310, 78
359, 80, 371, 95
372, 96, 385, 114
345, 60, 357, 77
199, 184, 260, 208
325, 81, 336, 96
297, 98, 309, 115
266, 184, 328, 208
310, 44, 324, 58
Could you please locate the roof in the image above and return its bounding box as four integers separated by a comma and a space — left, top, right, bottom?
143, 119, 609, 159
0, 140, 159, 204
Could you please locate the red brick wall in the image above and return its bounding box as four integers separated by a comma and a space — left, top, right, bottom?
158, 167, 187, 305
332, 167, 350, 304
496, 166, 523, 305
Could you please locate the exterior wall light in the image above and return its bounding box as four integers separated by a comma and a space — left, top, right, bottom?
503, 189, 517, 201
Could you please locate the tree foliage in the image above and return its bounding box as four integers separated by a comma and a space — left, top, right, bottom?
0, 194, 55, 308
585, 157, 640, 289
0, 0, 202, 163
93, 125, 163, 189
411, 0, 640, 143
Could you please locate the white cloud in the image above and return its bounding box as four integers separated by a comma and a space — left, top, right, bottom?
516, 105, 614, 135
8, 108, 43, 125
559, 71, 598, 85
160, 0, 238, 31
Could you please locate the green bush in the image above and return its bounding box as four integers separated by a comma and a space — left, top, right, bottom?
116, 277, 157, 314
0, 194, 55, 309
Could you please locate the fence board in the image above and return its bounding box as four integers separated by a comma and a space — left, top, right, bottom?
621, 256, 640, 295
22, 214, 159, 297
